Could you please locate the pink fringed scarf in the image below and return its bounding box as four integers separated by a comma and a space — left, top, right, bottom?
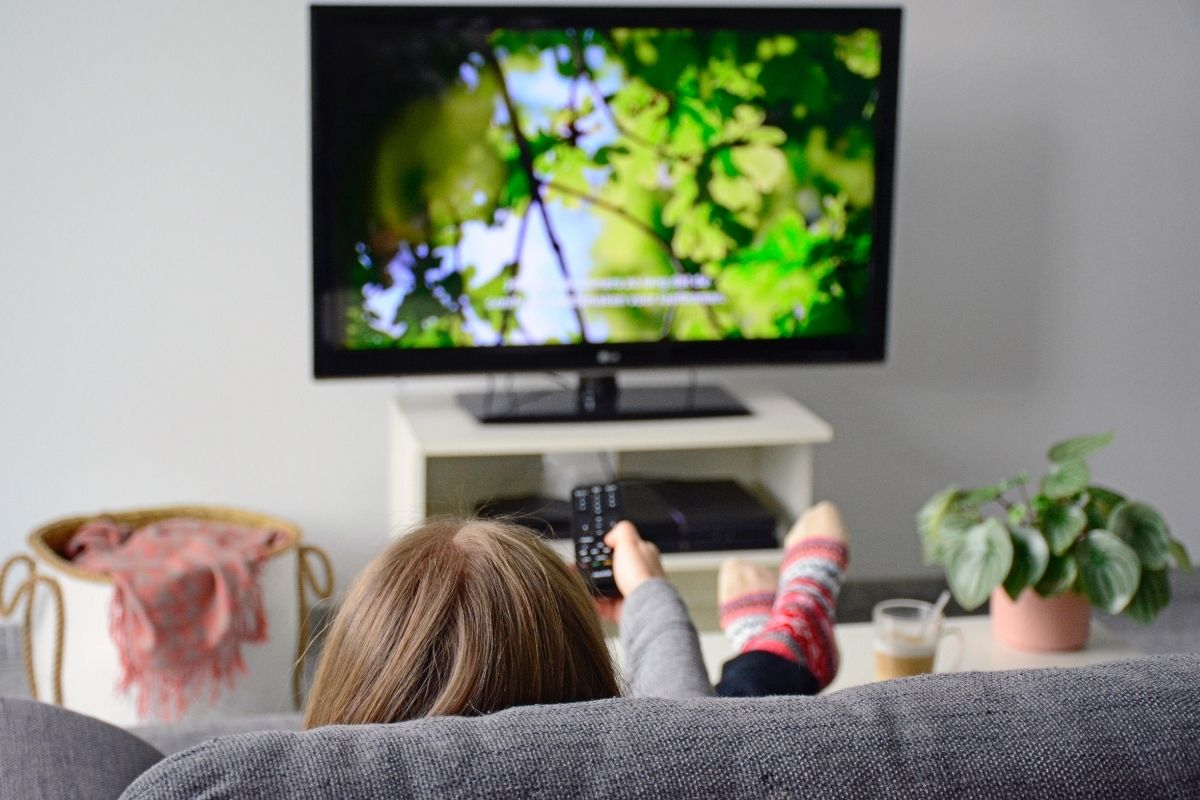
66, 517, 284, 720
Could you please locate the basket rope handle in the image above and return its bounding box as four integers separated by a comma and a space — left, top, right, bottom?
293, 544, 334, 710
1, 554, 65, 705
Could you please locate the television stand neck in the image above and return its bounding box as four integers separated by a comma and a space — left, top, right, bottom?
576, 373, 619, 415
457, 373, 749, 424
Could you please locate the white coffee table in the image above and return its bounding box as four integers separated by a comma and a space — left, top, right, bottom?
696, 616, 1141, 691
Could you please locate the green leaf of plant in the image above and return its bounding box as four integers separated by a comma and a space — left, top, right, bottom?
1047, 432, 1114, 463
945, 518, 1013, 612
661, 166, 699, 227
539, 145, 594, 209
1007, 502, 1030, 528
938, 514, 975, 566
1168, 538, 1193, 572
1040, 458, 1089, 499
391, 283, 446, 334
670, 204, 734, 263
1039, 502, 1088, 557
463, 262, 518, 329
499, 168, 532, 209
917, 487, 959, 564
961, 474, 1027, 507
917, 487, 978, 566
708, 173, 760, 213
729, 143, 788, 193
1108, 501, 1171, 570
1084, 486, 1126, 530
716, 104, 770, 144
1034, 553, 1078, 597
1003, 525, 1050, 601
667, 112, 707, 159
834, 30, 882, 79
1074, 530, 1141, 614
1123, 568, 1170, 624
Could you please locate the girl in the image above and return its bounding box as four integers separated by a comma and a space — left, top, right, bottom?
304, 503, 848, 727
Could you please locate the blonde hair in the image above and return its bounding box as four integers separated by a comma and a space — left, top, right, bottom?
304, 518, 619, 728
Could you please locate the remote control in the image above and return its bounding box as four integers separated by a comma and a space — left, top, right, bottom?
571, 482, 623, 598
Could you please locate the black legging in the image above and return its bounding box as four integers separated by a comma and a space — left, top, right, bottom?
715, 651, 821, 697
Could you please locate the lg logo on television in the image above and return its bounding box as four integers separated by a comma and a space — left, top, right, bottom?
596, 350, 621, 365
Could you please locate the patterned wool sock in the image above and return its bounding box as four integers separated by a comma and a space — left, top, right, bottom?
719, 590, 776, 654
741, 536, 849, 689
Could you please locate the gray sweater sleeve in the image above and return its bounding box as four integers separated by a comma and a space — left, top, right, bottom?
618, 578, 716, 699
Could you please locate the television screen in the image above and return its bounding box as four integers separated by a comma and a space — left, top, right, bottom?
312, 5, 900, 377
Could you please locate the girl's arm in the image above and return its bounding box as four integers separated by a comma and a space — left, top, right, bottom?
618, 578, 715, 698
605, 522, 715, 698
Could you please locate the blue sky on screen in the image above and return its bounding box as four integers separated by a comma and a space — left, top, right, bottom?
364, 38, 626, 345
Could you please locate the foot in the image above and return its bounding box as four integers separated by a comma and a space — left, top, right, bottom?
718, 558, 776, 604
743, 501, 850, 689
783, 500, 848, 550
718, 559, 777, 653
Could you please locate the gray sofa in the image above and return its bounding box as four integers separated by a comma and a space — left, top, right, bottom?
2, 654, 1198, 799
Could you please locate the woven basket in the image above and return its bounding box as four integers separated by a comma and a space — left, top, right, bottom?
1, 505, 332, 726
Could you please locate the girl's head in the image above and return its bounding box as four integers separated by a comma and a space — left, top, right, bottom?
304, 518, 619, 728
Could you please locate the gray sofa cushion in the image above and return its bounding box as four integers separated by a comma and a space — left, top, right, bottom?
0, 696, 163, 800
129, 712, 302, 756
122, 654, 1200, 800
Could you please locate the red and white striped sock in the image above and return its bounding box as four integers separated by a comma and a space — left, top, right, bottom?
719, 590, 776, 653
742, 536, 849, 689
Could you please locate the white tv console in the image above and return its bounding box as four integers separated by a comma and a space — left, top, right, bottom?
389, 383, 833, 571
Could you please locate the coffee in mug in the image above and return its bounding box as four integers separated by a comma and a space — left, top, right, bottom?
872, 599, 943, 680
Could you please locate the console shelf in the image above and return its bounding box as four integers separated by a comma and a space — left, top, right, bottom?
389, 384, 833, 572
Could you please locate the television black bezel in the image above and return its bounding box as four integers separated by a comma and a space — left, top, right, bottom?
311, 4, 902, 378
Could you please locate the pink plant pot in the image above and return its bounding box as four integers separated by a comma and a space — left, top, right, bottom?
990, 587, 1092, 651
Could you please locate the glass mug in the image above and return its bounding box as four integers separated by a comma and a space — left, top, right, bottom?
872, 599, 962, 680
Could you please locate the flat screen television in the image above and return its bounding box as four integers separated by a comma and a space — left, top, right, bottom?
312, 5, 902, 421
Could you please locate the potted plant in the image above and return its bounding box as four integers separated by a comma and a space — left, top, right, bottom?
917, 433, 1193, 650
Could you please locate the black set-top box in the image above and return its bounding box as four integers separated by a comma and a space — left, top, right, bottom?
620, 479, 779, 552
476, 479, 779, 552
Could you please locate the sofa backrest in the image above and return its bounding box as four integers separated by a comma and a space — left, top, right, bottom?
118, 654, 1200, 800
0, 696, 163, 800
129, 711, 301, 755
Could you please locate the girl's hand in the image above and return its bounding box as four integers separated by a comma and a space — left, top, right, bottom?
604, 521, 665, 598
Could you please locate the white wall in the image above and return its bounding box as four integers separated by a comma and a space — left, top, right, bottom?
1, 0, 1197, 590
769, 0, 1200, 577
